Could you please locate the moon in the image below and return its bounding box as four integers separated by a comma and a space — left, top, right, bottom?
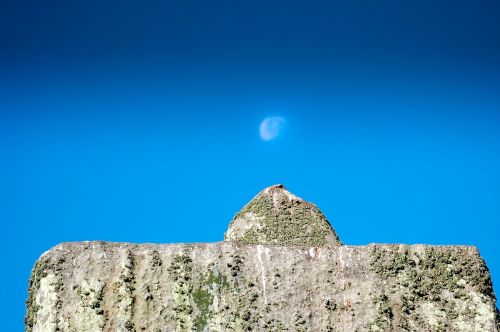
259, 116, 285, 141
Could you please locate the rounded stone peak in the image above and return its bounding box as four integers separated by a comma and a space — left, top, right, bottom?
224, 185, 342, 247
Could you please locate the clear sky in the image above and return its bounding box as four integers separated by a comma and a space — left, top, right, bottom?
1, 0, 500, 329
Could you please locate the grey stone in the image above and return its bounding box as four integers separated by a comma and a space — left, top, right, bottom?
26, 185, 500, 331
225, 184, 342, 247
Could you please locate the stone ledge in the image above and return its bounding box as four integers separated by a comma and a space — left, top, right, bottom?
27, 241, 499, 331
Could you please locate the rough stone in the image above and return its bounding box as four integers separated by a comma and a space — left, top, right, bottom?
26, 185, 499, 331
225, 184, 342, 247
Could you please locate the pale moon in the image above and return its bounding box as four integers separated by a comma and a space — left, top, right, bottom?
259, 116, 285, 141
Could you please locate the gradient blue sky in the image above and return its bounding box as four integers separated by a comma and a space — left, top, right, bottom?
1, 0, 500, 329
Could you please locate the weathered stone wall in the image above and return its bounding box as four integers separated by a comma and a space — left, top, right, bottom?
26, 241, 499, 331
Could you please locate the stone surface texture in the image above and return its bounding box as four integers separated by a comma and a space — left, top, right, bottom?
26, 185, 499, 331
225, 185, 342, 247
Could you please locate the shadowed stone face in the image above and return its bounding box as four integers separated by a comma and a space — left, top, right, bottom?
225, 184, 342, 247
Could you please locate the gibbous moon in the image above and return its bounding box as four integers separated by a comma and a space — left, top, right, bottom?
259, 116, 285, 141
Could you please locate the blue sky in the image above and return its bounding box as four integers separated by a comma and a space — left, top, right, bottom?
1, 0, 500, 329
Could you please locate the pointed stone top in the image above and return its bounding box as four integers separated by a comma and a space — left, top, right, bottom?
225, 185, 342, 247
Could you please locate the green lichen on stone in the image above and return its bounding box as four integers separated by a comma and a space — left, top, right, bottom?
112, 250, 136, 331
192, 288, 211, 330
213, 254, 265, 330
168, 254, 194, 331
74, 279, 106, 330
325, 299, 337, 312
496, 307, 500, 330
372, 246, 494, 301
369, 293, 393, 331
226, 185, 341, 247
25, 256, 65, 332
192, 268, 230, 331
205, 270, 229, 289
227, 255, 243, 277
262, 318, 286, 331
25, 258, 49, 331
25, 240, 498, 331
294, 313, 309, 332
370, 245, 497, 330
150, 250, 163, 270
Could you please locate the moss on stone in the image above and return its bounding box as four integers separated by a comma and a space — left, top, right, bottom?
205, 270, 229, 289
150, 250, 163, 270
168, 254, 194, 331
73, 282, 105, 329
25, 256, 65, 332
262, 318, 286, 331
227, 255, 243, 277
294, 313, 309, 332
192, 267, 230, 331
495, 306, 500, 330
370, 245, 496, 330
324, 299, 337, 312
193, 288, 211, 330
25, 241, 498, 331
369, 293, 393, 331
226, 186, 341, 247
110, 251, 137, 331
25, 258, 50, 331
